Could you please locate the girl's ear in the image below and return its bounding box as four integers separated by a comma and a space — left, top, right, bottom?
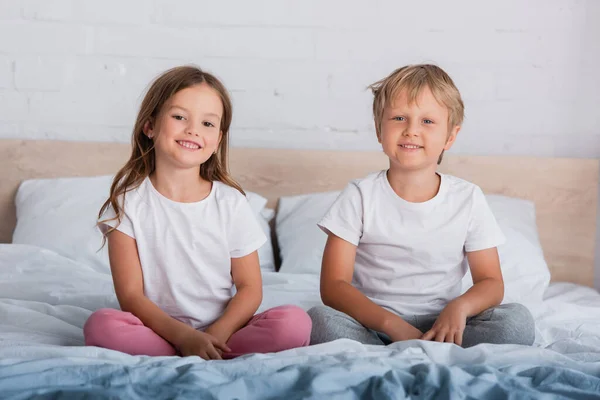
143, 120, 154, 138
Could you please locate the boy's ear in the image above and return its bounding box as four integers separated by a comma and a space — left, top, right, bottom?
143, 120, 154, 138
444, 125, 461, 151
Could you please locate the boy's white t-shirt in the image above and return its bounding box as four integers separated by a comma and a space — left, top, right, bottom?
318, 170, 505, 316
101, 177, 267, 330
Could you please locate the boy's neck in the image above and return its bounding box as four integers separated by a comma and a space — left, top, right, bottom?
150, 166, 211, 203
386, 166, 441, 203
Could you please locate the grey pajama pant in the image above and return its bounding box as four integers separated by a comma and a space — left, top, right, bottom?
308, 303, 535, 348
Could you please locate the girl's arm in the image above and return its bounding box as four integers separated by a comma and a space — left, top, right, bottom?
108, 230, 229, 358
320, 233, 423, 342
204, 250, 263, 343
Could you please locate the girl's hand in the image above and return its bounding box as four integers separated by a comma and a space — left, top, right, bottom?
421, 300, 468, 346
204, 324, 233, 349
177, 329, 231, 360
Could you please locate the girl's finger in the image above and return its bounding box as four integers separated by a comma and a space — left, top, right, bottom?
212, 338, 231, 353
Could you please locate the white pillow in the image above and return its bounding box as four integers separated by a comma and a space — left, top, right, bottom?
276, 191, 341, 275
13, 175, 275, 273
460, 194, 551, 309
275, 191, 551, 309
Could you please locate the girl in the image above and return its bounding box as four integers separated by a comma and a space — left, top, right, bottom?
85, 66, 311, 360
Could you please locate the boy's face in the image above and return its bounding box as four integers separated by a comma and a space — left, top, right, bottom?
379, 86, 460, 172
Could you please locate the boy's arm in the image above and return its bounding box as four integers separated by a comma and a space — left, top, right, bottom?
320, 233, 423, 342
459, 247, 504, 315
421, 247, 503, 345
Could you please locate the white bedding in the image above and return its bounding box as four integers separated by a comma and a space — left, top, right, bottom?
1, 243, 600, 366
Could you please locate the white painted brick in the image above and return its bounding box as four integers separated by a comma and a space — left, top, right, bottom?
22, 123, 131, 142
0, 22, 87, 54
0, 122, 20, 138
0, 91, 29, 121
494, 64, 585, 103
373, 0, 587, 31
14, 56, 74, 91
74, 0, 155, 24
0, 57, 13, 88
21, 0, 74, 21
22, 0, 154, 24
0, 0, 22, 19
93, 26, 313, 59
158, 0, 375, 29
28, 91, 138, 126
158, 0, 318, 27
0, 0, 597, 159
232, 92, 323, 130
64, 57, 178, 92
447, 66, 496, 103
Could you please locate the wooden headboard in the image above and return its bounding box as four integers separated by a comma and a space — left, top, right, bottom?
1, 139, 598, 287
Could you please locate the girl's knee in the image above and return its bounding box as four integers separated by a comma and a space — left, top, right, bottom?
84, 308, 138, 346
269, 305, 312, 347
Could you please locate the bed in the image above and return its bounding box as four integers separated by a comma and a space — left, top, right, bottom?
1, 139, 600, 399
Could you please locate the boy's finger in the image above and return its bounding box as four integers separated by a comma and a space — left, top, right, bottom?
455, 331, 463, 347
421, 330, 435, 341
435, 330, 446, 342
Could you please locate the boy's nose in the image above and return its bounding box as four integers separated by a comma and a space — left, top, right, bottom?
404, 121, 421, 136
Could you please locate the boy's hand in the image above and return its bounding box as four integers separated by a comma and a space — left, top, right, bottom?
421, 300, 468, 346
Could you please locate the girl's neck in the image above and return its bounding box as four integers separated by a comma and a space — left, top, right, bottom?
149, 166, 212, 203
386, 166, 441, 203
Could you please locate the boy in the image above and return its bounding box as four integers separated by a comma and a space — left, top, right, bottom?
308, 65, 534, 347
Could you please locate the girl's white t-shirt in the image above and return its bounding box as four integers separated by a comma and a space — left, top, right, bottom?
318, 170, 505, 316
101, 177, 266, 330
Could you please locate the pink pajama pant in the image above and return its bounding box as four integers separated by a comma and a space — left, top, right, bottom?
84, 305, 311, 358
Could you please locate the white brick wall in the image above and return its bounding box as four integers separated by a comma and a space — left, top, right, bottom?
0, 0, 598, 157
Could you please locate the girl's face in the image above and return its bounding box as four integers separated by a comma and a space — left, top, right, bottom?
145, 83, 223, 171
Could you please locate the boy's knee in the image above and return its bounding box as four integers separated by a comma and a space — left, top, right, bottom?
494, 303, 536, 345
307, 305, 339, 327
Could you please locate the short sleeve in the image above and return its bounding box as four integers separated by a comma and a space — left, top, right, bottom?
228, 197, 268, 258
317, 183, 363, 246
98, 198, 135, 239
464, 187, 505, 252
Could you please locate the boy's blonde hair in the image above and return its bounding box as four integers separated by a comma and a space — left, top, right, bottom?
369, 64, 464, 139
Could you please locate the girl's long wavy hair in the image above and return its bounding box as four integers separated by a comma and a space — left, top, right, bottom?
98, 65, 243, 243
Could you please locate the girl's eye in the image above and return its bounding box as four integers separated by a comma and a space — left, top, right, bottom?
423, 119, 434, 124
173, 115, 185, 121
203, 121, 215, 128
393, 116, 405, 121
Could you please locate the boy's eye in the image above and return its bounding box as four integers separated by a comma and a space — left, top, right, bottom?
393, 116, 405, 121
423, 119, 434, 124
203, 121, 215, 128
172, 115, 185, 121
